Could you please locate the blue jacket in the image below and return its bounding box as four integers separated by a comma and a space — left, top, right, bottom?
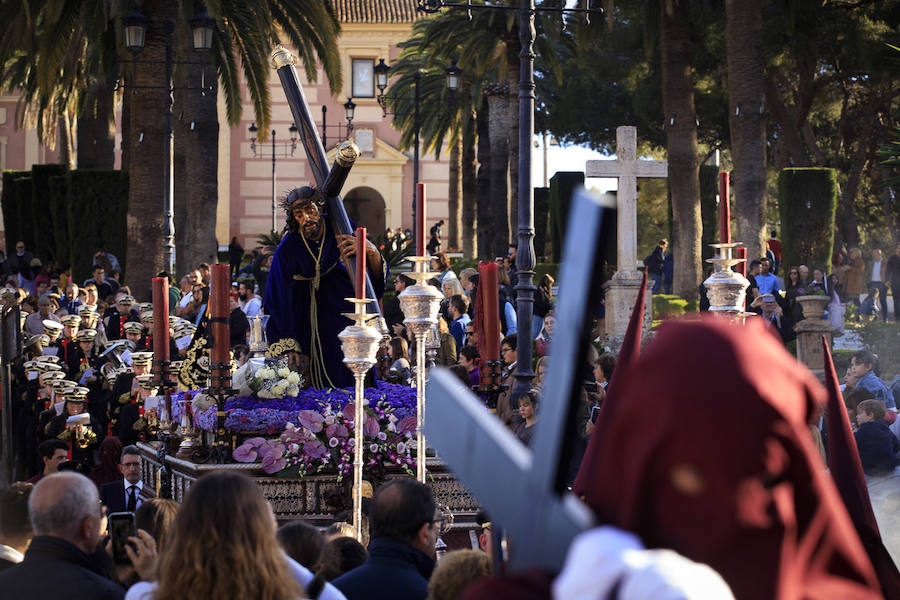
854, 420, 899, 476
856, 370, 894, 409
333, 538, 434, 600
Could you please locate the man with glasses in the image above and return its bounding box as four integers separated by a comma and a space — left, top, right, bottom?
0, 473, 124, 598
334, 478, 439, 600
99, 445, 143, 514
265, 186, 386, 389
494, 335, 522, 430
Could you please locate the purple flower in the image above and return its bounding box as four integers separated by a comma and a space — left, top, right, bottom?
233, 437, 267, 462
325, 423, 349, 439
329, 437, 340, 448
296, 409, 325, 432
303, 440, 330, 460
396, 415, 417, 436
364, 416, 380, 437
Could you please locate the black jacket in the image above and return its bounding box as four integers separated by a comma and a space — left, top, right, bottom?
0, 535, 124, 600
333, 538, 434, 600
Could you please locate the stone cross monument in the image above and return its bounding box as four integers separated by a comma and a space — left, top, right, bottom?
586, 126, 667, 350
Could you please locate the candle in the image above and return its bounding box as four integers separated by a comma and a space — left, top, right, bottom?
416, 183, 426, 256
735, 247, 747, 277
718, 171, 731, 244
151, 277, 170, 383
210, 265, 231, 375
355, 227, 366, 300
479, 261, 500, 363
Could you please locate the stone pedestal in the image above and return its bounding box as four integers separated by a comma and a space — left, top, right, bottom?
603, 272, 652, 353
795, 318, 836, 381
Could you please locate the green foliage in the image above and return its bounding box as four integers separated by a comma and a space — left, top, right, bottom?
30, 164, 67, 262
47, 175, 69, 267
13, 176, 36, 254
534, 263, 559, 286
652, 294, 689, 320
64, 170, 128, 284
777, 168, 837, 273
376, 235, 413, 276
254, 230, 285, 255
549, 172, 584, 262
1, 171, 29, 252
853, 321, 900, 379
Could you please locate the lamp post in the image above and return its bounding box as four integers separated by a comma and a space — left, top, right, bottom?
320, 100, 357, 148
374, 60, 461, 253
122, 7, 216, 276
248, 124, 299, 234
415, 0, 600, 403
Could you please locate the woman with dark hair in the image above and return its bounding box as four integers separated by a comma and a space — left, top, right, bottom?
276, 521, 325, 572
388, 337, 411, 386
126, 470, 343, 600
533, 274, 554, 337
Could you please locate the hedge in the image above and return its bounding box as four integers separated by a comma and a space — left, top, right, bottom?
64, 170, 129, 284
1, 171, 29, 252
548, 172, 584, 262
777, 168, 837, 274
48, 175, 70, 267
30, 164, 68, 262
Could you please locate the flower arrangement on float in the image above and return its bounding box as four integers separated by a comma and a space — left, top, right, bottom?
168, 381, 418, 479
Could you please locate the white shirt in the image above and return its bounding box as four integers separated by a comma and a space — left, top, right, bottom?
0, 543, 24, 565
177, 291, 194, 308
125, 554, 346, 600
124, 480, 144, 511
871, 260, 883, 282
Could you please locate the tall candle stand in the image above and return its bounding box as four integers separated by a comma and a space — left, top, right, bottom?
398, 257, 443, 482
704, 242, 751, 318
338, 298, 382, 542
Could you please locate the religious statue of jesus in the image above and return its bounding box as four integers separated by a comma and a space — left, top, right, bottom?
264, 186, 386, 389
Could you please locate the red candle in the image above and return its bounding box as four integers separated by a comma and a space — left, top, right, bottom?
151, 276, 170, 382
355, 227, 366, 300
479, 261, 500, 363
735, 247, 747, 277
416, 183, 426, 256
718, 171, 731, 244
210, 264, 231, 368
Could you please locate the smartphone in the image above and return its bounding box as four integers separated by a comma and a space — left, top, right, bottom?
590, 404, 601, 424
108, 511, 136, 565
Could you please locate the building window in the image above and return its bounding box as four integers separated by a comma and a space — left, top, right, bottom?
351, 58, 374, 98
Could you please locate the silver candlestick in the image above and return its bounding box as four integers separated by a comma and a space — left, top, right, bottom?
398, 256, 443, 482
704, 243, 751, 317
338, 298, 381, 542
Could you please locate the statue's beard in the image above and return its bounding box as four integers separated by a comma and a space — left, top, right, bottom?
301, 218, 323, 240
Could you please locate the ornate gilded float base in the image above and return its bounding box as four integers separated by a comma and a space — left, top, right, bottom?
137, 442, 480, 525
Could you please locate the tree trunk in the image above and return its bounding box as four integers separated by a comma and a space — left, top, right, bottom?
126, 1, 177, 300
476, 103, 492, 258
57, 115, 76, 170
505, 37, 520, 247
175, 32, 219, 276
726, 0, 767, 261
462, 114, 478, 258
447, 134, 462, 251
76, 81, 116, 169
485, 84, 510, 259
660, 0, 702, 299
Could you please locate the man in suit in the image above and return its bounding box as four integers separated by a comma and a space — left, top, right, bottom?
0, 483, 33, 572
0, 473, 124, 599
99, 445, 142, 513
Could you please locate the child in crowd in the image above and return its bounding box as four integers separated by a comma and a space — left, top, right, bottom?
854, 399, 900, 476
859, 287, 880, 321
514, 389, 540, 447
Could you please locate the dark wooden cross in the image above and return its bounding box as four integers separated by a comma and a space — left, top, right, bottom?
426, 188, 617, 571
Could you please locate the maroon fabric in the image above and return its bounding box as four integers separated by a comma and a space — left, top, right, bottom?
823, 336, 900, 597
90, 435, 123, 487
572, 269, 647, 495
459, 569, 554, 600
576, 317, 880, 599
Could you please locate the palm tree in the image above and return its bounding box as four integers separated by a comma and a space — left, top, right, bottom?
660, 0, 702, 299
726, 0, 767, 261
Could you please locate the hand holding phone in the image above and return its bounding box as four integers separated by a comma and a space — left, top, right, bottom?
108, 512, 136, 565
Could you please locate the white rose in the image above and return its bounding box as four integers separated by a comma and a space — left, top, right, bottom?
286, 371, 300, 385
287, 385, 299, 397
258, 368, 271, 379
277, 367, 290, 378
271, 383, 286, 396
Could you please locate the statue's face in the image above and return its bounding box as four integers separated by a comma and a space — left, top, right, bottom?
292, 201, 322, 239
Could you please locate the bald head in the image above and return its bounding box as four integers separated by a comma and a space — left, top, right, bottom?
29, 473, 100, 553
